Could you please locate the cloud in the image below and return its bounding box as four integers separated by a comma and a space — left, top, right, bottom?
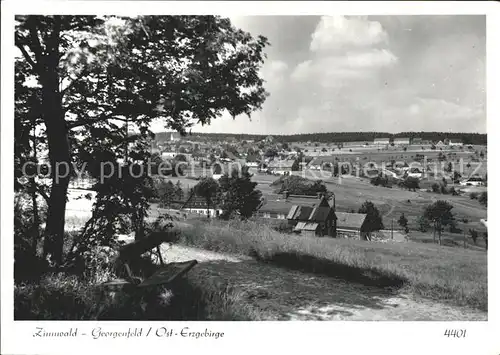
310, 16, 388, 52
180, 16, 486, 135
292, 16, 398, 87
261, 60, 289, 86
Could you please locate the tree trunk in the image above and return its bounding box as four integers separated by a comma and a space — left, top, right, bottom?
433, 222, 436, 244
40, 19, 70, 266
42, 110, 71, 265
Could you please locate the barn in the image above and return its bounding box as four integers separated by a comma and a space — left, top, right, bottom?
335, 212, 368, 240
374, 138, 390, 145
393, 137, 410, 145
286, 196, 337, 237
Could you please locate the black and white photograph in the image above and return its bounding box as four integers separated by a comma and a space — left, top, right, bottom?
2, 1, 498, 354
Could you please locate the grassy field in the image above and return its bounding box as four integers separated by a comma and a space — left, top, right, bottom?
252, 172, 487, 236
175, 219, 487, 312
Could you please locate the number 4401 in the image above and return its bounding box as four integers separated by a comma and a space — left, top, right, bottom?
444, 329, 467, 338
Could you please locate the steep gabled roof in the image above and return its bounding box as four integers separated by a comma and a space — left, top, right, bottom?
294, 222, 319, 232
286, 197, 334, 223
308, 206, 335, 222
181, 190, 221, 209
335, 212, 367, 230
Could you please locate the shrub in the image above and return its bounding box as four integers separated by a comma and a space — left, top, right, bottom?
431, 183, 441, 193
470, 192, 478, 200
417, 215, 431, 232
478, 192, 487, 206
273, 221, 293, 234
469, 229, 479, 245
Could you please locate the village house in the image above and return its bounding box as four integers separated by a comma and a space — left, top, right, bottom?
286, 195, 337, 237
411, 137, 423, 145
255, 199, 289, 220
374, 137, 390, 145
180, 191, 222, 218
393, 137, 410, 145
161, 152, 177, 159
335, 212, 368, 240
448, 138, 463, 147
267, 159, 295, 175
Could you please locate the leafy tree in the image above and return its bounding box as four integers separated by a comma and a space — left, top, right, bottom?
453, 171, 462, 183
424, 200, 454, 245
174, 180, 184, 201
401, 177, 419, 191
155, 179, 176, 208
273, 175, 327, 196
264, 148, 278, 158
417, 215, 431, 232
219, 166, 262, 219
358, 201, 384, 239
469, 228, 479, 245
175, 154, 187, 162
193, 177, 220, 218
15, 15, 269, 265
398, 213, 409, 233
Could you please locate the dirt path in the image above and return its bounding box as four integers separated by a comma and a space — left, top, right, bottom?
162, 244, 487, 321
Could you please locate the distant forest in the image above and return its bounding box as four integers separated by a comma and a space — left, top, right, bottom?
154, 131, 487, 145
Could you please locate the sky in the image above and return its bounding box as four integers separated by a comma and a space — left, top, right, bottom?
151, 15, 486, 135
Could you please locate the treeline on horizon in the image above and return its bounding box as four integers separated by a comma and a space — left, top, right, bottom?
154, 131, 487, 145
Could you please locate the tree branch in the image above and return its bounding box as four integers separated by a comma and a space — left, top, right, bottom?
15, 35, 38, 71
26, 17, 44, 65
67, 114, 130, 129
37, 186, 50, 203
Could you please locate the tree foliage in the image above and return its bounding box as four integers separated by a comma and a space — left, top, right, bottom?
400, 177, 420, 191
193, 177, 220, 217
398, 213, 409, 233
219, 166, 262, 219
272, 175, 327, 196
15, 15, 269, 265
478, 192, 487, 207
358, 201, 384, 235
423, 200, 454, 245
